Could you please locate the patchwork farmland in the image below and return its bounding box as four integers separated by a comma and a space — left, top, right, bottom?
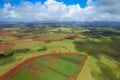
0, 23, 120, 80
0, 53, 88, 80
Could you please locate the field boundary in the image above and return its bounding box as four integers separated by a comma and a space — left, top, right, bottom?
73, 54, 88, 80
0, 52, 88, 80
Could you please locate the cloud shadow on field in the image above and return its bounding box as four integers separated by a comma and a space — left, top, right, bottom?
91, 62, 120, 80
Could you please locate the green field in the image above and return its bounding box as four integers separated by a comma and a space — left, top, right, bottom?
6, 53, 85, 80
0, 36, 17, 41
0, 25, 120, 80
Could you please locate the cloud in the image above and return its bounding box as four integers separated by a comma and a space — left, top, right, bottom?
90, 0, 120, 21
0, 0, 120, 21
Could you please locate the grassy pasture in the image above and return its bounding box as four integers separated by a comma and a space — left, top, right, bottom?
0, 27, 120, 80
0, 36, 17, 41
14, 39, 78, 53
76, 35, 120, 80
49, 27, 72, 33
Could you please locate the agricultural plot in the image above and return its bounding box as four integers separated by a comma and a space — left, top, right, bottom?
0, 32, 16, 36
0, 53, 87, 80
0, 36, 17, 41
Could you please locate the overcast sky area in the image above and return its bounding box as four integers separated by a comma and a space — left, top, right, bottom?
0, 0, 120, 22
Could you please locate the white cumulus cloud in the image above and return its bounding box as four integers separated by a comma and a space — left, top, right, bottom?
0, 0, 120, 21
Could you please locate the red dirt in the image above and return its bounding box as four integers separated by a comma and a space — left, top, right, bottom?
0, 43, 15, 53
68, 77, 75, 80
73, 54, 88, 80
0, 53, 59, 80
0, 32, 16, 36
21, 35, 65, 41
0, 53, 88, 80
8, 35, 65, 44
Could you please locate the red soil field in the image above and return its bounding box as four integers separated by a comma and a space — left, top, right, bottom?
21, 34, 83, 41
22, 35, 65, 41
0, 32, 16, 36
68, 77, 75, 80
8, 34, 83, 44
0, 53, 88, 80
0, 43, 15, 53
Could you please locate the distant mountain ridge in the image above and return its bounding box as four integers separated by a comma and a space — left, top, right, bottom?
0, 21, 120, 28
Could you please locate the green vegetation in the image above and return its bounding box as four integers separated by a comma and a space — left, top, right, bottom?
49, 27, 72, 33
0, 36, 17, 42
37, 47, 47, 51
0, 24, 120, 80
12, 48, 30, 54
35, 56, 79, 76
76, 29, 120, 80
12, 70, 38, 80
9, 54, 84, 80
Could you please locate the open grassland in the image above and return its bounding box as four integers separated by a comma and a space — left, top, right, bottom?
0, 36, 83, 75
0, 36, 17, 41
76, 36, 120, 80
0, 36, 120, 80
0, 27, 120, 80
46, 39, 78, 52
14, 40, 41, 50
49, 27, 72, 33
14, 39, 79, 53
77, 55, 120, 80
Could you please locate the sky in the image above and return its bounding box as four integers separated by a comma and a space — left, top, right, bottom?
0, 0, 120, 22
